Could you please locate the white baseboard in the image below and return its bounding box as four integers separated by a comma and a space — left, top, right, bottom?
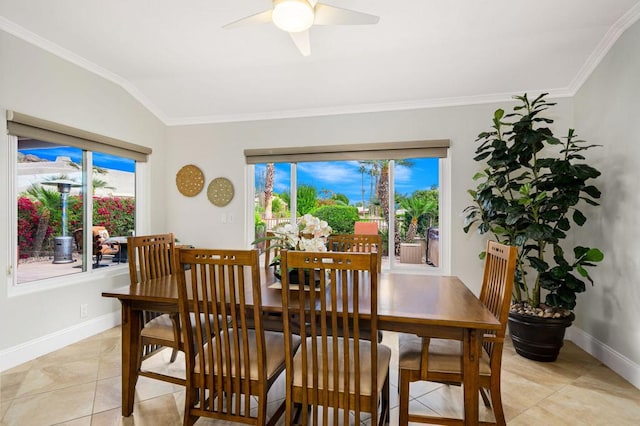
0, 311, 121, 372
567, 326, 640, 390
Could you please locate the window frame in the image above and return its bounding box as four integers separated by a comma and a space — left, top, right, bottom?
6, 118, 146, 294
246, 155, 451, 276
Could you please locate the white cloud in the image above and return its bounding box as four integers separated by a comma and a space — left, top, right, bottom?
297, 162, 359, 185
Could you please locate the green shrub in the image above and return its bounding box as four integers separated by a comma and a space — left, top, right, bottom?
254, 211, 265, 228
297, 184, 318, 215
312, 205, 359, 234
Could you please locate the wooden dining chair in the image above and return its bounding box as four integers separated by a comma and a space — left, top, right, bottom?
263, 230, 281, 267
398, 240, 517, 426
280, 249, 391, 425
126, 233, 184, 385
176, 248, 296, 426
327, 233, 383, 272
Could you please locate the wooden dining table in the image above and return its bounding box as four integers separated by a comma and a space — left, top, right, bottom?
102, 270, 500, 425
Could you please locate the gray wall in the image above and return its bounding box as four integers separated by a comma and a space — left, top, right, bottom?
164, 100, 573, 304
0, 31, 167, 353
573, 19, 640, 367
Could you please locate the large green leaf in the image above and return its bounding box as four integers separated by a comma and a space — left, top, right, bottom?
525, 223, 554, 240
573, 210, 587, 226
528, 256, 549, 272
582, 185, 601, 199
583, 247, 604, 262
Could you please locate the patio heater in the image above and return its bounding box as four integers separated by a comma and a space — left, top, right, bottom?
42, 179, 81, 264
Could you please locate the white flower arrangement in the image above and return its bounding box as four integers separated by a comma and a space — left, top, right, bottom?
272, 214, 332, 253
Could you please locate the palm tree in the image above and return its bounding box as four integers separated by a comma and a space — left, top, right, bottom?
24, 184, 61, 257
377, 160, 414, 255
358, 159, 414, 255
264, 163, 275, 220
92, 178, 116, 195
359, 165, 366, 214
400, 197, 431, 241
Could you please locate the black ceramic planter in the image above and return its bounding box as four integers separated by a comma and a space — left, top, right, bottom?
274, 267, 320, 286
508, 311, 575, 362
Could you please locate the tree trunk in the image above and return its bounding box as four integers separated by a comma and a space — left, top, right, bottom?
264, 163, 275, 220
406, 218, 418, 241
378, 163, 389, 223
377, 163, 401, 254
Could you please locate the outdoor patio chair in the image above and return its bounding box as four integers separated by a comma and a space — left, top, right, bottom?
72, 226, 119, 267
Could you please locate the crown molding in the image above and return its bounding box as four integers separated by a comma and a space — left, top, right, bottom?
163, 88, 573, 126
568, 2, 640, 95
0, 17, 169, 124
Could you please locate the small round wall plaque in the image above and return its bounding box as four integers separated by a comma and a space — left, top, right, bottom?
207, 177, 234, 207
175, 164, 205, 197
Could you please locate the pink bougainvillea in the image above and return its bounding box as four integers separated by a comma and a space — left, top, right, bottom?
17, 195, 135, 259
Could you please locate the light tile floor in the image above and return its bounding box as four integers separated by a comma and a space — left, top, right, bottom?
1, 327, 639, 425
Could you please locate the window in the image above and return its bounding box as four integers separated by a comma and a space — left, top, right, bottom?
246, 140, 449, 273
7, 112, 149, 286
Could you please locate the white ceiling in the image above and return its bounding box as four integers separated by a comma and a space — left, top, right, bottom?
1, 0, 639, 125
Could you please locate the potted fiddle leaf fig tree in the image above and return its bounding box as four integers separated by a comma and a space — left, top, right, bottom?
463, 93, 604, 362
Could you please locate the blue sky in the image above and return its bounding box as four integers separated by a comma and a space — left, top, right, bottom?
20, 146, 135, 172
256, 158, 439, 205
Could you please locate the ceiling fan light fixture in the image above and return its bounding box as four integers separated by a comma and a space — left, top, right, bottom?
272, 0, 315, 33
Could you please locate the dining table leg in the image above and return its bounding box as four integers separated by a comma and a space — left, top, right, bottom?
462, 328, 481, 425
120, 301, 141, 416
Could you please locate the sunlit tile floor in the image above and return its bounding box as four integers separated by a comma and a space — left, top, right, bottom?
1, 327, 639, 425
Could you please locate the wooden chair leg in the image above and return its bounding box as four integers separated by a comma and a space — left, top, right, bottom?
169, 347, 179, 362
490, 380, 506, 426
381, 371, 390, 425
169, 312, 181, 363
398, 368, 411, 426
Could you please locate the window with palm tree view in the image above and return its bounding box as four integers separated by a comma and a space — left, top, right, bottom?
254, 158, 439, 269
16, 139, 135, 284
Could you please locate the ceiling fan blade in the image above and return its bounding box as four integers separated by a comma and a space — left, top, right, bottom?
313, 4, 379, 26
222, 9, 272, 29
289, 30, 311, 56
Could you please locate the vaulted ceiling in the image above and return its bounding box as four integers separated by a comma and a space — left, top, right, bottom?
1, 0, 639, 125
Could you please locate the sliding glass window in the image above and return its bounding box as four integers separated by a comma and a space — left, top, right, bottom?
8, 111, 149, 286
252, 157, 442, 272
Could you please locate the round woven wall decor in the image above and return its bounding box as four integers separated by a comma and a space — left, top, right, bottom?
175, 164, 205, 197
207, 177, 234, 207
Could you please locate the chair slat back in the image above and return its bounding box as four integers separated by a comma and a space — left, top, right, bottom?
327, 234, 382, 272
280, 249, 380, 425
127, 233, 175, 284
479, 241, 517, 356
176, 248, 265, 422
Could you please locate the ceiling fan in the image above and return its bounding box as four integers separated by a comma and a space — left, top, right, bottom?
223, 0, 379, 56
